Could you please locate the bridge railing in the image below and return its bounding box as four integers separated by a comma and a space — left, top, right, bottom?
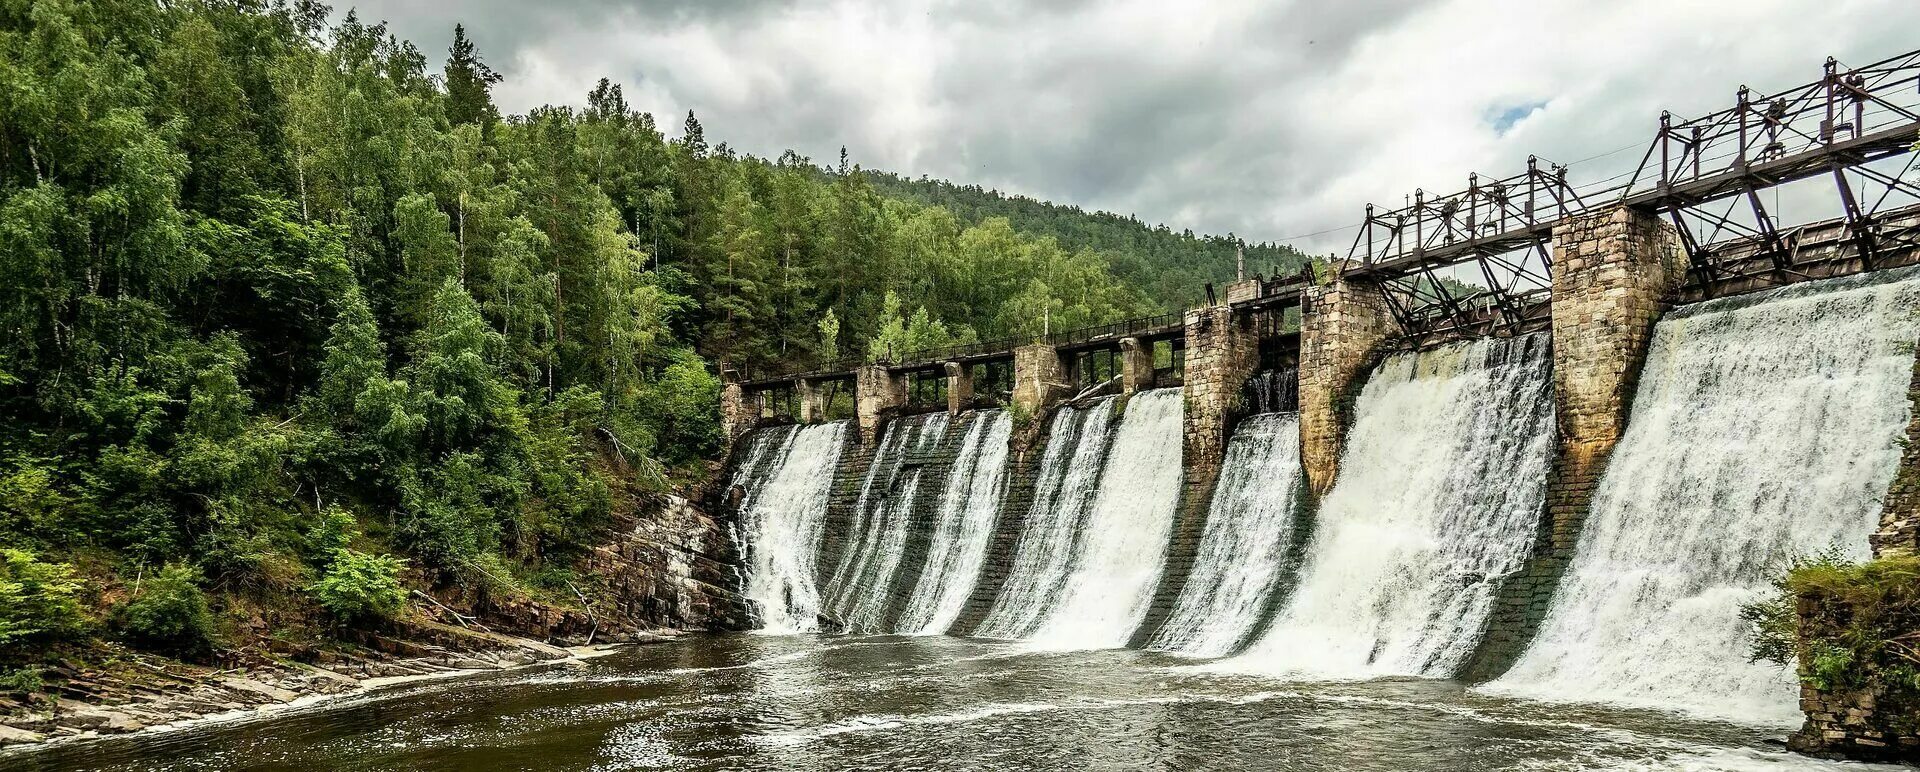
1338, 47, 1920, 337
741, 48, 1920, 387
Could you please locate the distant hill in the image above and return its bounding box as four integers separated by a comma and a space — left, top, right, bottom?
865, 171, 1316, 310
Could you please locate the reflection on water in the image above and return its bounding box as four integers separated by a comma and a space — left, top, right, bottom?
0, 634, 1885, 772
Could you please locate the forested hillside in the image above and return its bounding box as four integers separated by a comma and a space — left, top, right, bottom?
0, 0, 1293, 671
867, 172, 1312, 309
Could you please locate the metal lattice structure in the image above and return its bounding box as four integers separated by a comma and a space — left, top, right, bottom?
1623, 52, 1920, 295
737, 48, 1920, 387
1341, 157, 1583, 338
1342, 48, 1920, 338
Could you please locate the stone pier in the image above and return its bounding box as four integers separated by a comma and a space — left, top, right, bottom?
945, 361, 974, 415
1130, 304, 1259, 646
1465, 204, 1686, 680
1010, 343, 1068, 449
1297, 276, 1394, 498
1119, 337, 1155, 395
795, 378, 824, 424
855, 364, 906, 446
720, 381, 756, 449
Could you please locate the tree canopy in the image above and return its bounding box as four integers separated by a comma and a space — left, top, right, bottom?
0, 0, 1306, 659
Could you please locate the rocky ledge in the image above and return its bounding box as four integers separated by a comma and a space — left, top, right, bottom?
0, 618, 683, 750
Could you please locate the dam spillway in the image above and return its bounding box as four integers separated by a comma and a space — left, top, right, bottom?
722, 256, 1920, 730
1231, 333, 1556, 678
1488, 268, 1920, 723
1147, 411, 1306, 657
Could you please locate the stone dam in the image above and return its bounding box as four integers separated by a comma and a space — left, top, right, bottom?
717, 201, 1920, 755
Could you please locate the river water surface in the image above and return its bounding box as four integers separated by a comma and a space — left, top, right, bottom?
0, 634, 1883, 771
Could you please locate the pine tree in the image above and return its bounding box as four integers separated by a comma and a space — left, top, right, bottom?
443, 24, 500, 129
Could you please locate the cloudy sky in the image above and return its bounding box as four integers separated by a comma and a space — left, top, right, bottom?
341, 0, 1919, 256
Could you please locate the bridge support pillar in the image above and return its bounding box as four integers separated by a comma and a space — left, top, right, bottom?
855, 365, 905, 446
795, 378, 825, 424
1465, 204, 1686, 680
1119, 337, 1156, 395
1011, 344, 1066, 420
1298, 276, 1395, 498
945, 361, 973, 415
720, 382, 756, 448
1008, 343, 1068, 455
1542, 206, 1686, 557
1131, 304, 1259, 646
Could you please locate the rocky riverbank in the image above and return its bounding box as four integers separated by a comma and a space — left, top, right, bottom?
0, 488, 747, 753
0, 617, 683, 750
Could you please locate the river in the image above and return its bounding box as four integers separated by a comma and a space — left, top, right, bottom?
1, 633, 1880, 771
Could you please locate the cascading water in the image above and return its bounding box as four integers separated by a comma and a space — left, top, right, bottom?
1489, 269, 1920, 725
826, 413, 949, 632
1025, 388, 1186, 649
973, 398, 1120, 639
1245, 367, 1299, 414
897, 410, 1015, 635
1231, 334, 1555, 677
1149, 412, 1305, 657
732, 421, 851, 633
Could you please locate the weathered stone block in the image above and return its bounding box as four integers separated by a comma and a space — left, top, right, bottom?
1298, 276, 1394, 498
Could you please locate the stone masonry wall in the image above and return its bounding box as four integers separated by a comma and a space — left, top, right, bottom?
880, 413, 975, 631
1010, 344, 1068, 454
856, 364, 906, 446
796, 378, 824, 424
720, 382, 755, 450
1119, 337, 1155, 395
1791, 325, 1920, 761
811, 426, 877, 603
1789, 589, 1920, 761
1129, 305, 1257, 647
1464, 205, 1686, 680
1297, 277, 1394, 498
946, 361, 974, 414
1871, 346, 1920, 557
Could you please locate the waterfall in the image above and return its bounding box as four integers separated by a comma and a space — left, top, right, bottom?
1149, 412, 1305, 657
973, 398, 1120, 638
732, 421, 851, 633
825, 413, 949, 632
1026, 388, 1186, 649
1231, 334, 1555, 677
1246, 367, 1299, 414
1489, 269, 1920, 725
897, 410, 1015, 635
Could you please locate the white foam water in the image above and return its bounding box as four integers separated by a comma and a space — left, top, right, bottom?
733, 422, 852, 633
1150, 412, 1305, 657
973, 398, 1120, 639
1231, 334, 1555, 677
899, 410, 1016, 635
830, 413, 949, 632
1025, 388, 1186, 649
1490, 269, 1920, 725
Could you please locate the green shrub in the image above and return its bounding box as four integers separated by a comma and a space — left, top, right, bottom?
1805, 641, 1857, 691
0, 667, 45, 695
307, 550, 407, 623
0, 549, 85, 659
304, 506, 360, 563
1745, 553, 1920, 693
117, 564, 217, 658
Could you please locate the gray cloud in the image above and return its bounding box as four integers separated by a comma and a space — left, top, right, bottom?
337, 0, 1920, 255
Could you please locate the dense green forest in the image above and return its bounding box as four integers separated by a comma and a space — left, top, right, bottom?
866, 172, 1311, 309
0, 0, 1306, 667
